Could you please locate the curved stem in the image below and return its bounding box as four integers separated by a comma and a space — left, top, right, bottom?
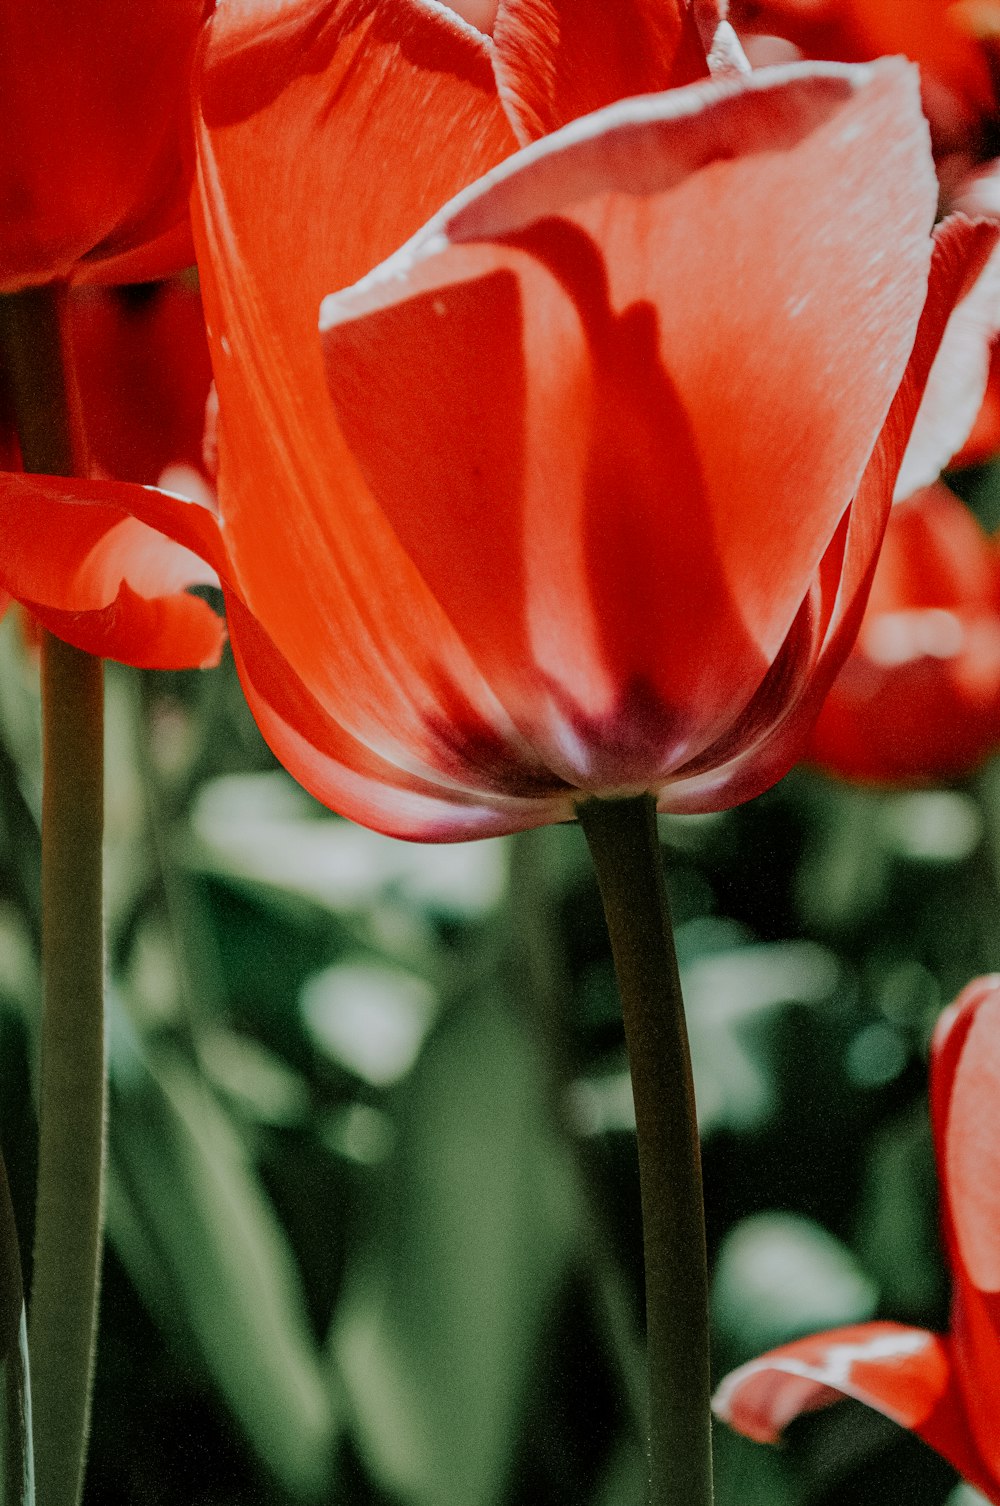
577, 794, 713, 1506
1, 286, 106, 1506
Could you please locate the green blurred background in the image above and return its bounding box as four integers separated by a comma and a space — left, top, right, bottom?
3, 464, 1000, 1505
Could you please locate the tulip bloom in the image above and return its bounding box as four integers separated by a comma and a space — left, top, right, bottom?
190, 0, 992, 838
806, 485, 1000, 783
3, 7, 994, 835
715, 974, 1000, 1502
0, 0, 208, 290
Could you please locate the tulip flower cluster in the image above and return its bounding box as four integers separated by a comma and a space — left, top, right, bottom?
8, 0, 1000, 1503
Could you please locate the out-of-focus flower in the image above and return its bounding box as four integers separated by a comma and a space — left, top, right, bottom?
729, 0, 999, 192
0, 272, 223, 666
0, 0, 209, 290
806, 484, 1000, 783
714, 973, 1000, 1503
8, 36, 992, 836
67, 277, 216, 504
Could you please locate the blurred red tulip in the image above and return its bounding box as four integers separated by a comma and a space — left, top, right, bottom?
714, 974, 1000, 1503
806, 485, 1000, 783
0, 0, 209, 290
0, 276, 223, 667
730, 0, 997, 175
67, 278, 216, 500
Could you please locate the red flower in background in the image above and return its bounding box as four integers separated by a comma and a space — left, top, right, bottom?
714, 974, 1000, 1503
67, 278, 215, 501
0, 276, 223, 668
0, 1, 224, 670
0, 0, 210, 291
729, 0, 999, 194
806, 484, 1000, 783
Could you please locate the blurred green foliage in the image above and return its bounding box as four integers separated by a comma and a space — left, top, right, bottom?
3, 457, 1000, 1503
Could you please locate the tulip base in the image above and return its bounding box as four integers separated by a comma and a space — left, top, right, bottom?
577, 794, 713, 1506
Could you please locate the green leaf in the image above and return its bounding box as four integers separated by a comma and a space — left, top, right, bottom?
333, 992, 577, 1506
105, 1004, 336, 1499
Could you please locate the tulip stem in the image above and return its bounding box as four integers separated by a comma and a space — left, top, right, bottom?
1, 286, 106, 1506
577, 794, 713, 1506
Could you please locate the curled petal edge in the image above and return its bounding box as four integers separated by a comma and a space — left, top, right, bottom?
712, 1323, 995, 1496
0, 472, 226, 669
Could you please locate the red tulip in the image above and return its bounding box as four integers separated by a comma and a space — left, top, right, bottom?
714, 974, 1000, 1503
191, 0, 991, 837
0, 469, 224, 670
0, 277, 223, 667
806, 484, 1000, 783
0, 0, 209, 290
2, 11, 991, 833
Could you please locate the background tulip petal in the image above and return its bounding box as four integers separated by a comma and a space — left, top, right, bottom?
806, 485, 1000, 784
67, 280, 214, 488
712, 1323, 995, 1495
321, 60, 938, 790
930, 979, 1000, 1478
0, 473, 225, 668
491, 0, 707, 145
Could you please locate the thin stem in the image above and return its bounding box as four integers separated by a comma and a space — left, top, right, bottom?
1, 285, 106, 1506
577, 794, 713, 1506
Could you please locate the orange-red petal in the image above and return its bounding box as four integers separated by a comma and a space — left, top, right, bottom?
668, 212, 999, 809
0, 473, 225, 668
713, 1323, 997, 1498
0, 0, 205, 290
193, 0, 540, 792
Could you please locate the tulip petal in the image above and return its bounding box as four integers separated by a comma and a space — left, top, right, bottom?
491, 0, 707, 145
930, 978, 1000, 1479
226, 596, 575, 840
0, 473, 225, 669
0, 0, 204, 290
194, 0, 542, 793
896, 240, 1000, 499
662, 211, 1000, 810
713, 1323, 996, 1497
321, 59, 937, 790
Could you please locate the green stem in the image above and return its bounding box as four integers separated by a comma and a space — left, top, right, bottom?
577, 795, 713, 1506
1, 286, 106, 1506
